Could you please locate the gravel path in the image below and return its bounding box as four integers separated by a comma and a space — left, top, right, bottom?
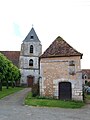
0, 88, 90, 120
0, 88, 31, 106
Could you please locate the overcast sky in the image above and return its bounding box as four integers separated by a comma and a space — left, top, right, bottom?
0, 0, 90, 69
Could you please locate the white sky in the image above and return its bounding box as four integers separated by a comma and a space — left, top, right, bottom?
0, 0, 90, 69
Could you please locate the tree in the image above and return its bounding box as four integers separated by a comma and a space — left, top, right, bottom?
0, 53, 21, 90
5, 60, 21, 88
5, 60, 13, 89
0, 53, 8, 90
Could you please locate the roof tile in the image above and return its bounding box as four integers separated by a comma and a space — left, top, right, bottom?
40, 36, 82, 58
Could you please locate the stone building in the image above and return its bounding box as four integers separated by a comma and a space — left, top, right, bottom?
40, 36, 83, 101
19, 27, 42, 86
82, 69, 90, 84
0, 28, 84, 101
0, 27, 42, 87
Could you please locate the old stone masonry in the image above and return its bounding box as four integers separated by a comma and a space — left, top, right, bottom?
0, 27, 83, 101
19, 27, 83, 101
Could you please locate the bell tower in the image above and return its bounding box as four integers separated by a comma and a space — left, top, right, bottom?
19, 27, 42, 86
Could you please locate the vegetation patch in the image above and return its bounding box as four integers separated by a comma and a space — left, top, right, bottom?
25, 92, 84, 109
0, 87, 23, 99
84, 93, 90, 103
86, 95, 90, 100
0, 53, 21, 91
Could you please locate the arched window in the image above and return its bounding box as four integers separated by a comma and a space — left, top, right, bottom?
29, 59, 33, 66
30, 45, 33, 53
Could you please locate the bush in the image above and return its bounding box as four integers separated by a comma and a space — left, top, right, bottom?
32, 82, 39, 97
2, 81, 12, 86
86, 81, 90, 87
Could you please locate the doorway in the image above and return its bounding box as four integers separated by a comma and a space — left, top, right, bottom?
58, 82, 72, 100
27, 75, 34, 87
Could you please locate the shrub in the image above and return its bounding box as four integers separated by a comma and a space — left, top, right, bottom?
32, 82, 39, 97
86, 81, 90, 87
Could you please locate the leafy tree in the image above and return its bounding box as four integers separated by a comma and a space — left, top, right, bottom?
0, 53, 21, 90
5, 61, 21, 88
5, 60, 13, 89
0, 53, 8, 90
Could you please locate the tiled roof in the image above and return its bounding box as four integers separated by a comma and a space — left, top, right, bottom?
40, 36, 83, 58
82, 69, 90, 79
23, 27, 40, 42
0, 51, 20, 67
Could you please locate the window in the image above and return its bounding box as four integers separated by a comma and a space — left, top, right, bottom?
69, 61, 75, 75
30, 36, 34, 39
84, 75, 87, 79
29, 59, 33, 66
30, 45, 33, 53
69, 60, 75, 66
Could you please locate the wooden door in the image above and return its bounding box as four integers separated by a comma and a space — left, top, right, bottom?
27, 76, 34, 87
58, 82, 72, 100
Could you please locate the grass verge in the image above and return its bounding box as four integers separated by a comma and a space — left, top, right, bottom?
25, 92, 84, 109
85, 94, 90, 100
0, 87, 23, 99
84, 93, 90, 103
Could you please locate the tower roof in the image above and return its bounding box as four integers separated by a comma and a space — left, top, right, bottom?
23, 27, 40, 42
40, 36, 83, 58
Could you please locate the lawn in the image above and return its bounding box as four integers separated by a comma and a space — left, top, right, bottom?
25, 92, 84, 109
0, 87, 23, 99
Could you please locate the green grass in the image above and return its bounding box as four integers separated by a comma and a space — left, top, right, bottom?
84, 93, 90, 103
0, 87, 23, 99
85, 94, 90, 100
25, 92, 84, 109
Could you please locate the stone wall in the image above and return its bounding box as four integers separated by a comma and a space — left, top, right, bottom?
19, 41, 42, 85
20, 69, 39, 85
20, 42, 42, 56
40, 56, 83, 101
19, 56, 39, 69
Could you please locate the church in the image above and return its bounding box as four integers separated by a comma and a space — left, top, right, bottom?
19, 27, 42, 87
0, 27, 83, 101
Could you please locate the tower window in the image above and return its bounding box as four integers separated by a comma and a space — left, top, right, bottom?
29, 59, 33, 66
30, 45, 33, 53
30, 36, 34, 39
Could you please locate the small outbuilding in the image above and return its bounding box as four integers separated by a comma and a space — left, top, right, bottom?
40, 36, 83, 101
